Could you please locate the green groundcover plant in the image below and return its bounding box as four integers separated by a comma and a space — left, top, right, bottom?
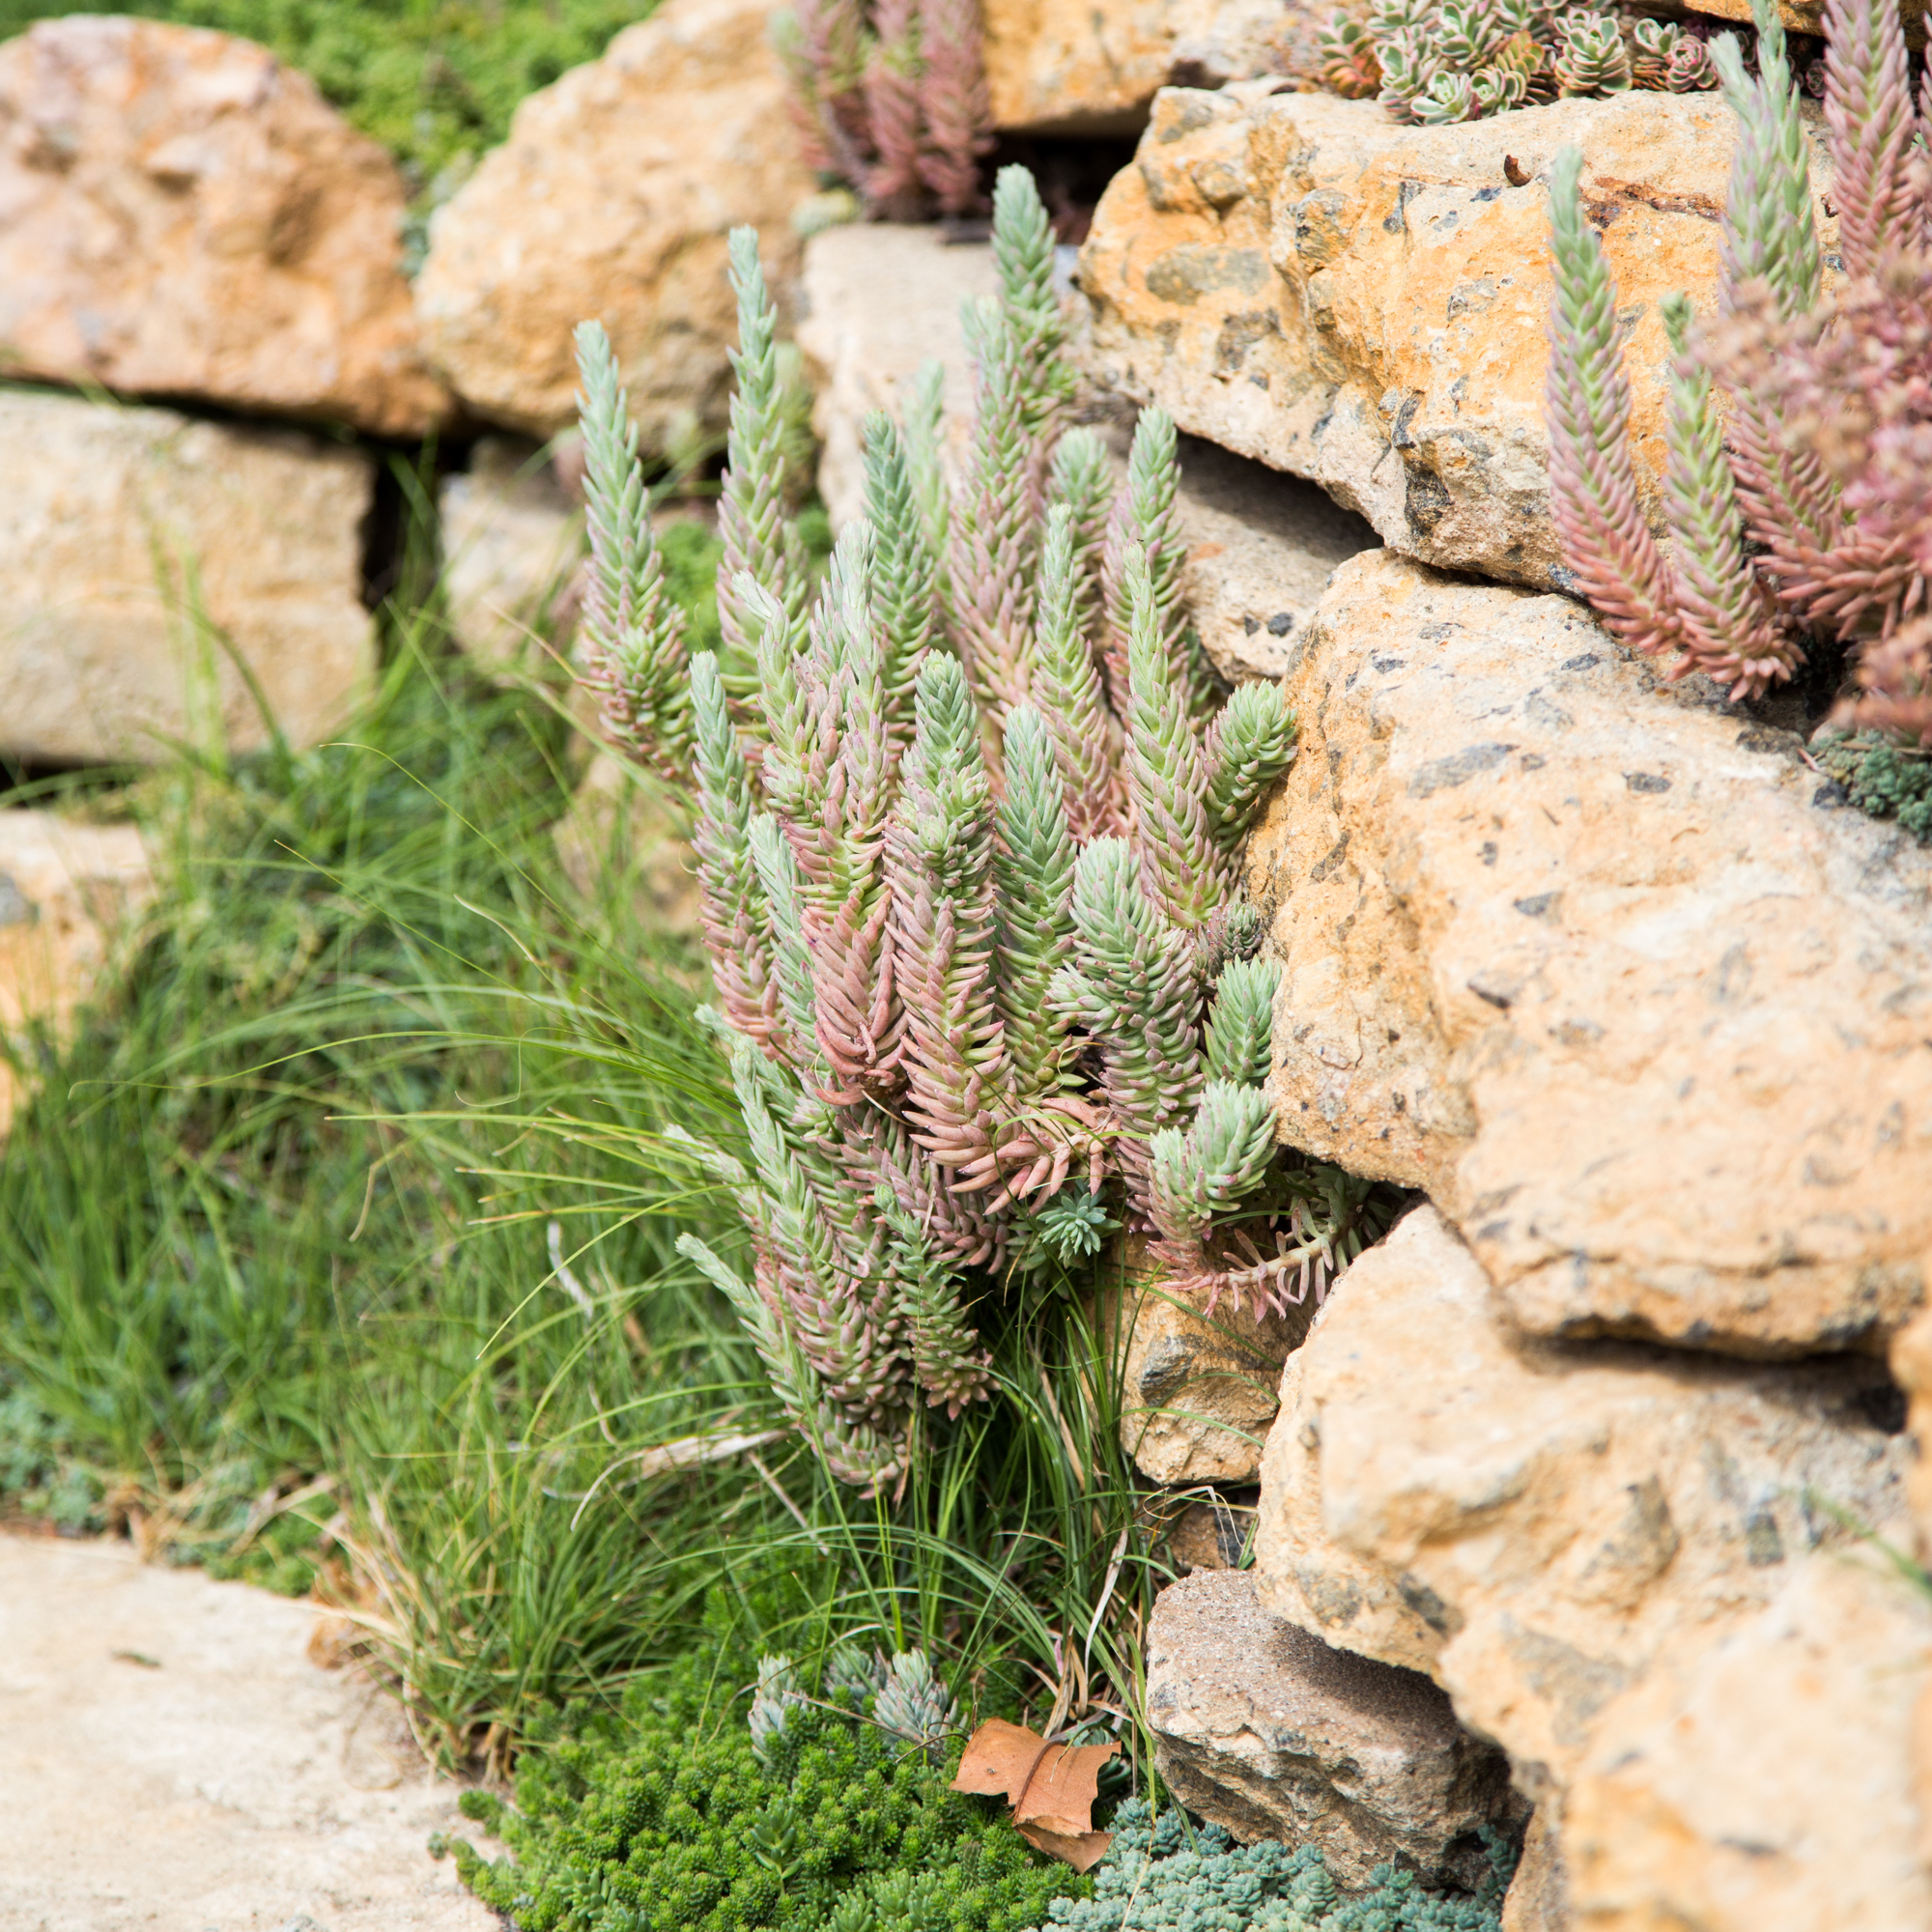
440, 1613, 1083, 1932
0, 0, 653, 185
439, 1628, 1514, 1932
1039, 1803, 1513, 1932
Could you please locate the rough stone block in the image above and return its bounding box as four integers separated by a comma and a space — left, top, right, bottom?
0, 17, 447, 438
0, 387, 376, 765
1246, 549, 1932, 1355
1147, 1568, 1517, 1889
1080, 86, 1836, 588
440, 440, 581, 671
414, 0, 818, 445
0, 810, 152, 1134
1255, 1205, 1932, 1931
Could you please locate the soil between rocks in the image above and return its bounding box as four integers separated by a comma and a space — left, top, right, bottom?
0, 1529, 496, 1932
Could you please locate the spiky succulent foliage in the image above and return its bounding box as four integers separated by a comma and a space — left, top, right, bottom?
580, 174, 1390, 1488
1046, 428, 1115, 637
573, 321, 692, 782
871, 1645, 957, 1755
1543, 0, 1932, 721
777, 0, 992, 217
993, 163, 1078, 429
1321, 0, 1718, 124
902, 357, 953, 573
719, 230, 809, 706
1033, 506, 1126, 842
864, 409, 943, 740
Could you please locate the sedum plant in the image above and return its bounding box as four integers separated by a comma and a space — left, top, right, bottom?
1544, 0, 1932, 750
1317, 0, 1719, 125
1028, 1800, 1512, 1932
573, 167, 1390, 1492
444, 1635, 1071, 1932
776, 0, 994, 219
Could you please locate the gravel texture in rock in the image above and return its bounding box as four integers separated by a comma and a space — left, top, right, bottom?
1080, 86, 1836, 588
1147, 1568, 1517, 1889
0, 17, 447, 438
1245, 550, 1931, 1356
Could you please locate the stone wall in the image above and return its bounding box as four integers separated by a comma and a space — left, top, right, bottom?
1066, 55, 1932, 1932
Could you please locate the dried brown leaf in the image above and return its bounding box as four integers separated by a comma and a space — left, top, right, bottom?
951, 1717, 1121, 1869
1017, 1819, 1114, 1872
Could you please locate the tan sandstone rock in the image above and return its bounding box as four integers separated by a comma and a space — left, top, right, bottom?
798, 220, 1374, 681
0, 810, 153, 1134
1256, 1205, 1932, 1931
797, 223, 995, 532
1147, 1569, 1517, 1889
1080, 86, 1835, 588
0, 17, 446, 438
1116, 1267, 1313, 1485
0, 386, 377, 765
413, 0, 818, 445
983, 0, 1309, 132
1245, 550, 1932, 1356
440, 440, 581, 671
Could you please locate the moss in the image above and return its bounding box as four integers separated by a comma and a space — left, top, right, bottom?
1819, 733, 1932, 842
437, 1643, 1083, 1932
0, 0, 656, 185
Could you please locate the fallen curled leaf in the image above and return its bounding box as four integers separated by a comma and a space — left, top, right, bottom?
1016, 1819, 1115, 1874
951, 1717, 1121, 1871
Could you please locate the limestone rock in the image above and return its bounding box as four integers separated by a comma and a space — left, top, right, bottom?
1164, 1493, 1259, 1573
1245, 550, 1932, 1355
440, 440, 581, 670
0, 387, 377, 765
1147, 1569, 1517, 1889
796, 223, 995, 531
797, 220, 1374, 680
1499, 1806, 1568, 1932
414, 0, 818, 444
551, 753, 704, 949
1116, 1268, 1312, 1485
0, 17, 447, 438
1255, 1205, 1932, 1930
982, 0, 1309, 132
1080, 87, 1835, 588
0, 810, 153, 1135
1173, 433, 1374, 682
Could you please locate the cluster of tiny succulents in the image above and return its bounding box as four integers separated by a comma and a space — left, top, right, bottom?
439, 1636, 1078, 1932
1317, 0, 1720, 125
1024, 1801, 1513, 1932
572, 164, 1390, 1492
775, 0, 994, 218
1545, 0, 1932, 773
